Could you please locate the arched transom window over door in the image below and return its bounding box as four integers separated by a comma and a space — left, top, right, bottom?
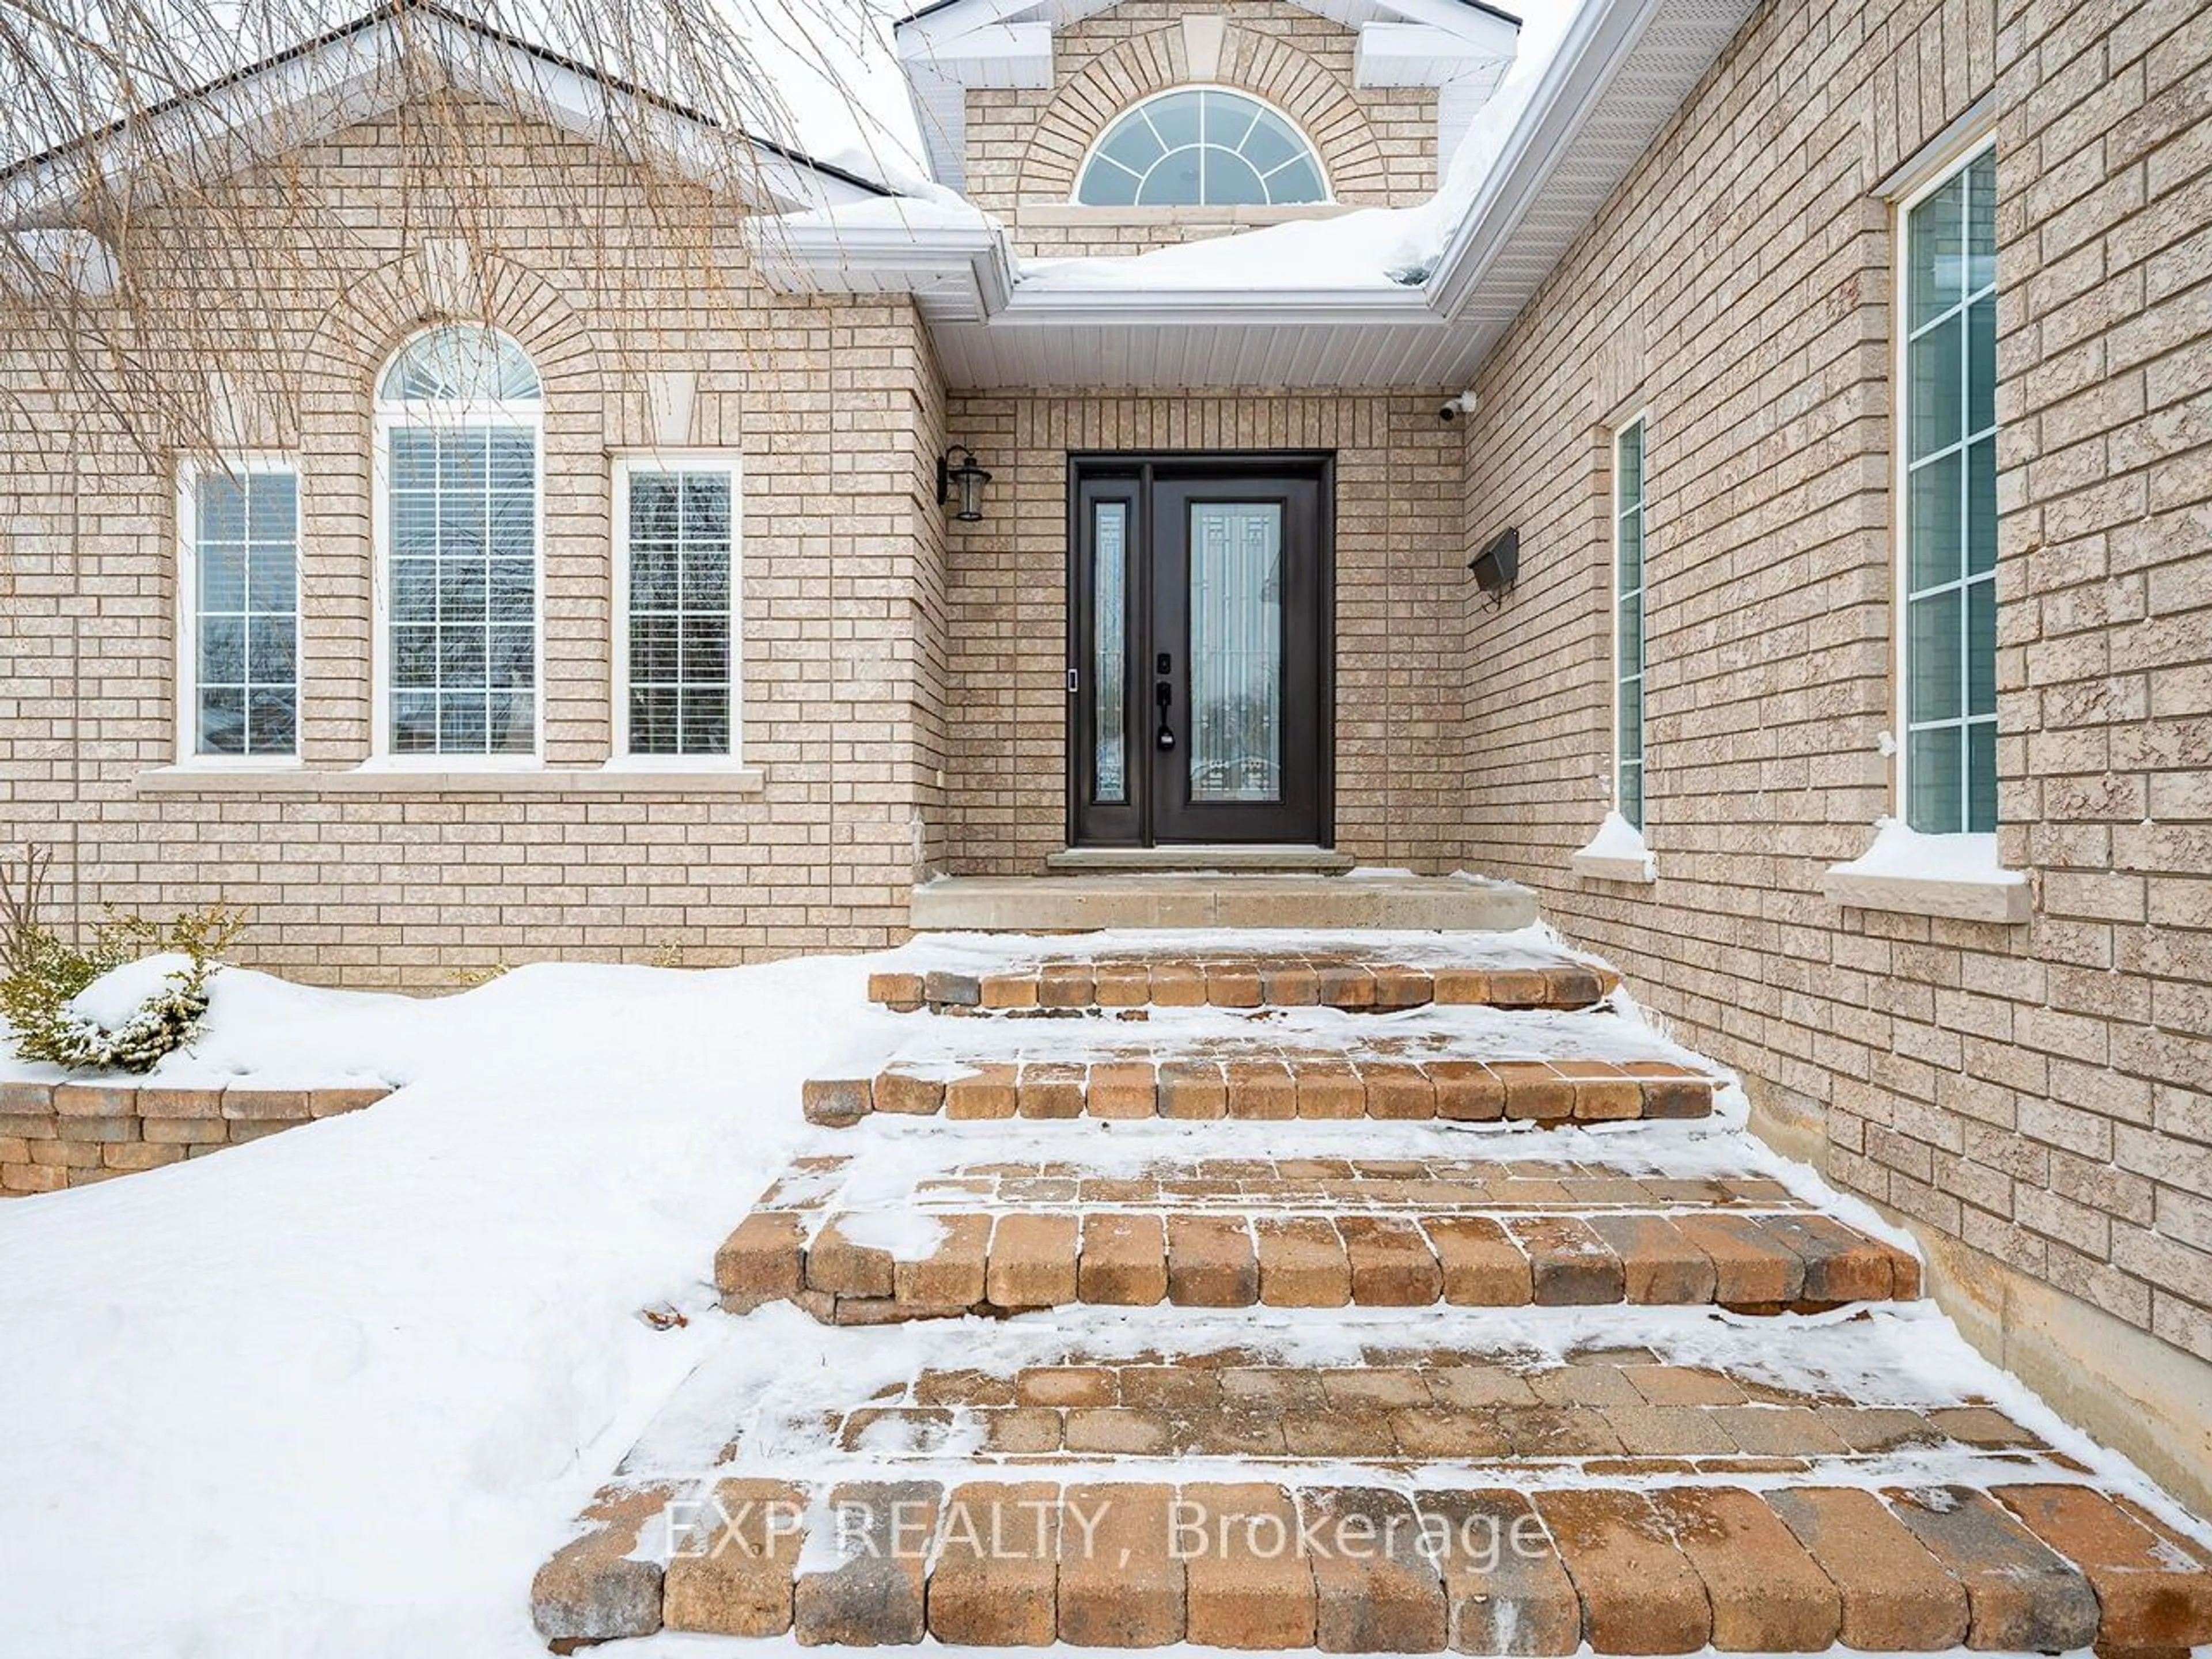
373, 324, 543, 759
1075, 88, 1328, 207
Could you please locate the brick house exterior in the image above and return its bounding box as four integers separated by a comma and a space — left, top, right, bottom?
1, 0, 2207, 1506
1452, 0, 2212, 1510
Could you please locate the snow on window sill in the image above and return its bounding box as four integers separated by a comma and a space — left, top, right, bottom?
1822, 820, 2029, 925
134, 764, 766, 796
1569, 812, 1657, 885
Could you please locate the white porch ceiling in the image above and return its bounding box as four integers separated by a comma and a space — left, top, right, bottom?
931, 318, 1498, 389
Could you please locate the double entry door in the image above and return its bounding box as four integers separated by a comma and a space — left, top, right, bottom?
1069, 454, 1331, 847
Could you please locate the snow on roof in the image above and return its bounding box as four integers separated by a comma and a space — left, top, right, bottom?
718, 0, 930, 188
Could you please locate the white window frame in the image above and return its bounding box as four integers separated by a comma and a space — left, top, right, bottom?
175, 451, 304, 768
1071, 85, 1333, 208
1611, 411, 1650, 831
608, 451, 745, 768
1892, 131, 1999, 835
368, 329, 546, 767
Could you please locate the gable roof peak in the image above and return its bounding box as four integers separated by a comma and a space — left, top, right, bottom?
2, 0, 889, 229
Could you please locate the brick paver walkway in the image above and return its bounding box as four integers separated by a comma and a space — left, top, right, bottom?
532, 934, 2212, 1656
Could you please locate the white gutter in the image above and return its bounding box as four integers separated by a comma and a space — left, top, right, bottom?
748, 214, 1018, 321
1421, 0, 1666, 318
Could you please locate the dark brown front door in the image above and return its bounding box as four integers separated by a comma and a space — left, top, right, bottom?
1069, 454, 1332, 848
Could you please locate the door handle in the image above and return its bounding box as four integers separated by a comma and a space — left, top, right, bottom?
1154, 679, 1176, 752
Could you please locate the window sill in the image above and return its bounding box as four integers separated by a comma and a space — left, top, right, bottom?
1569, 812, 1657, 885
1821, 825, 2029, 925
1570, 851, 1658, 884
1823, 865, 2029, 924
135, 765, 766, 796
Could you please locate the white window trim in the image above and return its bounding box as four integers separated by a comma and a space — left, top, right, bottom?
368, 335, 547, 768
1071, 84, 1334, 208
1825, 126, 2027, 924
1889, 132, 1999, 839
607, 450, 746, 770
175, 451, 304, 770
1611, 410, 1650, 834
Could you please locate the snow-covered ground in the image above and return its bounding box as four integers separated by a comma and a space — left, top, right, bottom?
1, 941, 2204, 1659
0, 955, 897, 1658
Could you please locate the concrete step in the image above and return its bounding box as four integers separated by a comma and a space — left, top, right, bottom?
869, 940, 1618, 1016
1043, 844, 1358, 873
907, 873, 1538, 932
715, 1155, 1918, 1323
537, 1471, 2212, 1653
806, 1052, 1715, 1127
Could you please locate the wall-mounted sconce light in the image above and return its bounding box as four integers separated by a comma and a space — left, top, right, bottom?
1469, 526, 1518, 605
937, 445, 991, 522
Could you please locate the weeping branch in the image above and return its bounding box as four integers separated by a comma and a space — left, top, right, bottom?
0, 0, 910, 461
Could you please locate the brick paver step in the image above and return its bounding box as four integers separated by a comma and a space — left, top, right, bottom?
537, 926, 2212, 1658
796, 1356, 2055, 1472
870, 952, 1619, 1016
717, 1183, 1918, 1324
757, 1152, 1808, 1217
534, 1474, 2212, 1653
806, 1052, 1715, 1127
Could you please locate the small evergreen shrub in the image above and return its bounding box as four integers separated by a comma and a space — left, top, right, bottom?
0, 846, 246, 1073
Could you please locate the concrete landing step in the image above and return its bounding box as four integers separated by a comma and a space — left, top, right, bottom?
806, 1052, 1716, 1127
715, 1157, 1918, 1322
907, 873, 1537, 933
869, 948, 1618, 1017
1043, 844, 1358, 873
535, 1474, 2212, 1653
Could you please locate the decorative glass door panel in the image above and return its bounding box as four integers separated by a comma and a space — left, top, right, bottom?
1187, 503, 1283, 804
1092, 501, 1130, 805
1070, 459, 1327, 849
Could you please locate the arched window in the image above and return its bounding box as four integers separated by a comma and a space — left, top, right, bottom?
1075, 88, 1327, 208
373, 325, 542, 758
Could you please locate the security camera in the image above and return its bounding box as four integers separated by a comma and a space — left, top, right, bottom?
1438, 390, 1479, 423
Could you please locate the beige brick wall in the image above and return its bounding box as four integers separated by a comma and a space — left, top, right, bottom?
964, 0, 1437, 260
1459, 0, 2212, 1376
942, 390, 1469, 870
0, 102, 948, 987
